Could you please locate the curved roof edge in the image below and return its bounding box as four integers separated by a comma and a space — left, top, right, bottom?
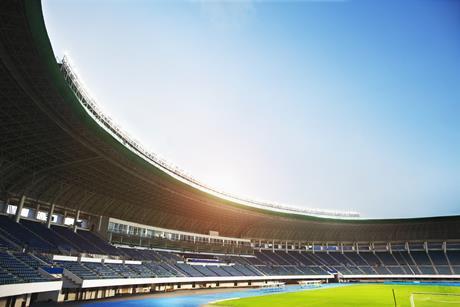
23, 0, 459, 228
59, 55, 360, 219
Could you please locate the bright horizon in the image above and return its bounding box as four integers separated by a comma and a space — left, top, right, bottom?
42, 0, 460, 219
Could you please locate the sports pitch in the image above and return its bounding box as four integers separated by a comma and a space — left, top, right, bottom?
211, 284, 460, 307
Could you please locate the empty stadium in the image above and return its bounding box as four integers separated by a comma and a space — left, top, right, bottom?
0, 0, 459, 306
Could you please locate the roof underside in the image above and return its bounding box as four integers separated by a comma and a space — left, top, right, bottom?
0, 0, 459, 242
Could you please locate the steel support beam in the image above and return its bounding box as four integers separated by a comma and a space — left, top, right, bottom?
73, 209, 80, 233
97, 215, 103, 232
15, 195, 26, 223
46, 203, 55, 228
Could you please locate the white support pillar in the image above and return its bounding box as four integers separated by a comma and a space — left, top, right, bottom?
443, 241, 447, 253
272, 240, 275, 252
389, 242, 393, 254
46, 203, 55, 228
341, 242, 344, 254
15, 195, 26, 223
73, 209, 80, 233
35, 204, 40, 219
424, 241, 428, 253
285, 241, 288, 252
312, 242, 315, 254
97, 215, 103, 232
2, 198, 9, 214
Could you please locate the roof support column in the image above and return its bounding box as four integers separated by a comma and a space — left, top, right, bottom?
15, 195, 26, 223
35, 204, 40, 219
46, 203, 55, 228
2, 198, 9, 214
97, 215, 103, 232
73, 209, 80, 233
272, 240, 275, 252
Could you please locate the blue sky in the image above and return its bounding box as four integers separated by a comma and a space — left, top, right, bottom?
42, 0, 460, 218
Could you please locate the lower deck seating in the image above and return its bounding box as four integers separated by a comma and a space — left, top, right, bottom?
0, 251, 53, 284
0, 247, 457, 287
0, 215, 459, 286
174, 263, 203, 277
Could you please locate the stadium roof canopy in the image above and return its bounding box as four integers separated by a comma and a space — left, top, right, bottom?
0, 0, 459, 243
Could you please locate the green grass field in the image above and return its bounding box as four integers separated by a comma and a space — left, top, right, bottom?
212, 284, 460, 307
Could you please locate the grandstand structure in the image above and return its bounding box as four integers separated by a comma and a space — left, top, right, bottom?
0, 0, 459, 306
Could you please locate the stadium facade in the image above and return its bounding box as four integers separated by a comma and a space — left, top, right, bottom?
0, 1, 459, 306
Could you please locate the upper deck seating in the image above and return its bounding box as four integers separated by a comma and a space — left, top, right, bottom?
232, 264, 262, 276
104, 263, 139, 278
55, 261, 99, 279
277, 251, 302, 265
51, 226, 103, 255
0, 216, 56, 253
387, 266, 404, 274
343, 252, 367, 266
254, 251, 277, 265
0, 232, 14, 249
83, 262, 120, 279
0, 266, 21, 285
447, 251, 460, 265
300, 253, 324, 265
411, 251, 432, 265
418, 266, 436, 274
192, 265, 218, 277
174, 263, 203, 277
359, 252, 382, 266
397, 251, 417, 265
375, 252, 398, 265
267, 251, 293, 265
314, 253, 340, 266
436, 266, 452, 274
289, 252, 311, 265
429, 251, 448, 265
329, 252, 355, 266
77, 230, 121, 256
21, 219, 76, 253
208, 266, 230, 276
